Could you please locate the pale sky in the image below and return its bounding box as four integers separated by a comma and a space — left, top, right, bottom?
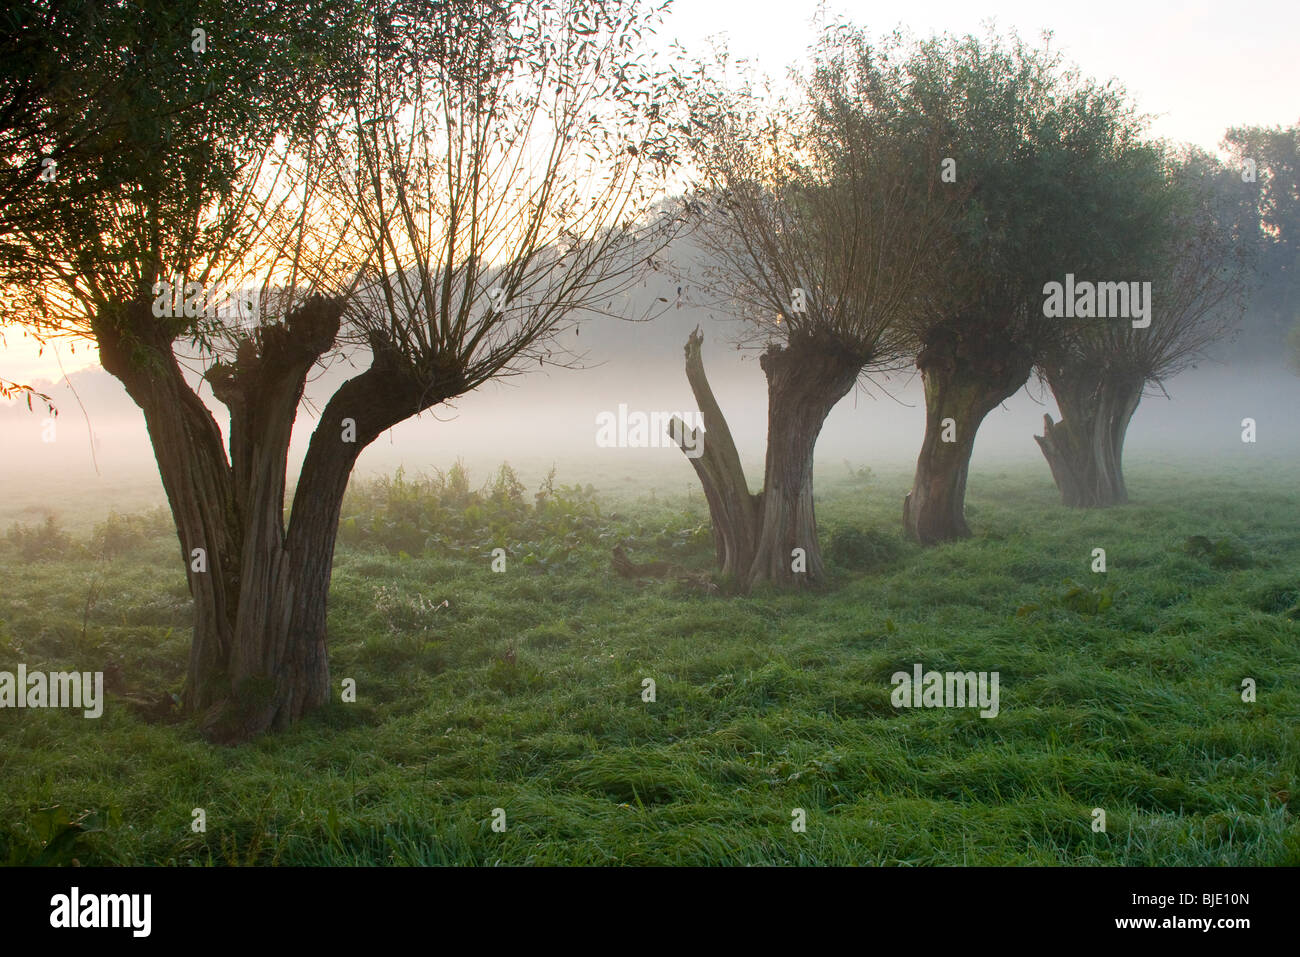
5, 0, 1297, 385
660, 0, 1298, 149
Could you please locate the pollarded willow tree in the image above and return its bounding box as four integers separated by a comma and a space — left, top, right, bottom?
853, 30, 1170, 543
1035, 147, 1251, 507
673, 29, 963, 590
1, 0, 366, 741
4, 0, 687, 742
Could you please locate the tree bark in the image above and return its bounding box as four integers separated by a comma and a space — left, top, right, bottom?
747, 335, 861, 588
669, 328, 761, 584
197, 297, 345, 741
92, 303, 240, 714
199, 321, 448, 743
93, 297, 452, 744
1035, 363, 1143, 507
903, 321, 1033, 544
671, 329, 861, 592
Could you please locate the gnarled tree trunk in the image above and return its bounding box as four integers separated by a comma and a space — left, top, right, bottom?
903, 321, 1033, 544
671, 329, 861, 592
198, 298, 344, 741
93, 297, 450, 743
1035, 363, 1143, 507
670, 329, 761, 583
747, 335, 861, 588
93, 303, 241, 715
200, 321, 448, 743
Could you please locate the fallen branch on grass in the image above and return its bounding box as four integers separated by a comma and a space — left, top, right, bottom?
611, 544, 718, 593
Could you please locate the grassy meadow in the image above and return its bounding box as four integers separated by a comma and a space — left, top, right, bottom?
0, 458, 1297, 865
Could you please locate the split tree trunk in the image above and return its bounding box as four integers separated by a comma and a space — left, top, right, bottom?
93, 298, 448, 743
199, 301, 344, 741
670, 329, 861, 592
670, 328, 761, 583
93, 303, 241, 714
903, 321, 1033, 544
1035, 364, 1143, 507
200, 322, 444, 743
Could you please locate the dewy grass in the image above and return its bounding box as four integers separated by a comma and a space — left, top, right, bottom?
0, 460, 1296, 865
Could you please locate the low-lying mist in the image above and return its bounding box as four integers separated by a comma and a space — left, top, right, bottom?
3, 253, 1297, 524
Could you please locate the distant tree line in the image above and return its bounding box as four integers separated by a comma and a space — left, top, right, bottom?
677, 22, 1282, 590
